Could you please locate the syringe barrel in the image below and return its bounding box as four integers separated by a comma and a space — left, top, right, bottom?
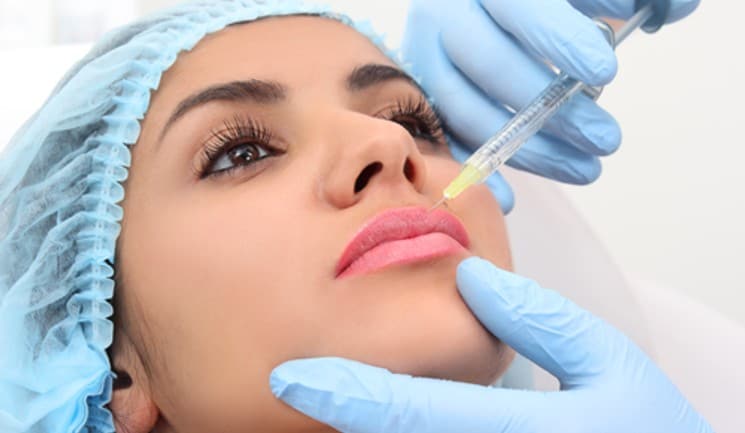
464, 72, 586, 176
443, 5, 659, 203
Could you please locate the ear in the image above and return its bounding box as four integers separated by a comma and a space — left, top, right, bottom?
109, 369, 160, 433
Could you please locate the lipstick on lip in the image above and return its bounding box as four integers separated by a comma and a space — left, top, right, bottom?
335, 207, 470, 278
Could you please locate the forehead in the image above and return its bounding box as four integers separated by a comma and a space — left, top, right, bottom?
156, 16, 396, 98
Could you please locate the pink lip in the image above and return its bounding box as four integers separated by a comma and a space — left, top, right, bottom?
336, 207, 470, 279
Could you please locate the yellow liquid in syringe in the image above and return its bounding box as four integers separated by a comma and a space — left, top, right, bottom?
443, 164, 489, 200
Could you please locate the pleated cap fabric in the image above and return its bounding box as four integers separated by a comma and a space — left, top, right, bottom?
0, 1, 399, 432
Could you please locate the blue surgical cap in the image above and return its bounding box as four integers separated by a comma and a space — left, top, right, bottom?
0, 1, 402, 432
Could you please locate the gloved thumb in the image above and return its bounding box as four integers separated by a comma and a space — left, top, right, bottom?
457, 257, 619, 387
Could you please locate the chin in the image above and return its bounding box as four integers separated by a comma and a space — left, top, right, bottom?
402, 306, 515, 386
326, 252, 514, 387
384, 329, 514, 386
349, 264, 514, 385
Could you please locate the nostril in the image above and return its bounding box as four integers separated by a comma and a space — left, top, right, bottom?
403, 158, 415, 183
354, 162, 383, 193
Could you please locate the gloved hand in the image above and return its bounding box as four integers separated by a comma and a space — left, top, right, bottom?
271, 257, 714, 433
404, 0, 700, 213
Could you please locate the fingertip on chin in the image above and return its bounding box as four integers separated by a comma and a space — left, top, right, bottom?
457, 256, 490, 282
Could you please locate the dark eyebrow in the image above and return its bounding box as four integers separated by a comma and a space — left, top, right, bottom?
347, 64, 420, 92
158, 64, 420, 143
159, 80, 286, 141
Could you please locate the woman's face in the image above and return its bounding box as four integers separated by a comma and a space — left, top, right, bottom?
115, 16, 513, 433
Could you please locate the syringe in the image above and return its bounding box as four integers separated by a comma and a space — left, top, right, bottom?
431, 3, 662, 210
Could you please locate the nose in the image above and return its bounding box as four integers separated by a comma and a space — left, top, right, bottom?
321, 114, 427, 209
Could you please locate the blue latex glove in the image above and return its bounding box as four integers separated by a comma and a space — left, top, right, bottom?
403, 0, 700, 213
271, 257, 714, 433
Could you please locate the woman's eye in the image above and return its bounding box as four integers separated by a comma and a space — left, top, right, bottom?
394, 116, 427, 138
208, 142, 273, 175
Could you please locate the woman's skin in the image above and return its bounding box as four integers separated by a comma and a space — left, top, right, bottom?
110, 15, 514, 433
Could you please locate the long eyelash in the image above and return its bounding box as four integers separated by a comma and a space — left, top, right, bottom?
194, 115, 274, 179
387, 96, 446, 144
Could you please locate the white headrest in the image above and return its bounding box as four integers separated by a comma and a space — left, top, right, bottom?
503, 168, 652, 389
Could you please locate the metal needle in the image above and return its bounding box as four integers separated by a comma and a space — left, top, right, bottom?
429, 197, 448, 212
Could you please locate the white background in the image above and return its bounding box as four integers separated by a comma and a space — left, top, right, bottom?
1, 0, 743, 325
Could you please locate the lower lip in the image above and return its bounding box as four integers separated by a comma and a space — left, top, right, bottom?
338, 232, 466, 278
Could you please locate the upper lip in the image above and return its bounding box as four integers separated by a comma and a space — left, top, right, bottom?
335, 206, 470, 277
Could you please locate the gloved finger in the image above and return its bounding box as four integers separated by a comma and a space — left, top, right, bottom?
663, 0, 701, 22
480, 0, 618, 86
569, 0, 701, 23
271, 357, 551, 433
449, 139, 515, 213
441, 2, 622, 157
456, 257, 617, 386
435, 57, 604, 184
404, 1, 611, 184
484, 171, 515, 214
507, 134, 603, 185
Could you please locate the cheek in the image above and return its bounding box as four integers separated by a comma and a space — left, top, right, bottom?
117, 149, 512, 431
125, 185, 329, 351
456, 187, 512, 271
423, 156, 512, 271
118, 183, 335, 431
